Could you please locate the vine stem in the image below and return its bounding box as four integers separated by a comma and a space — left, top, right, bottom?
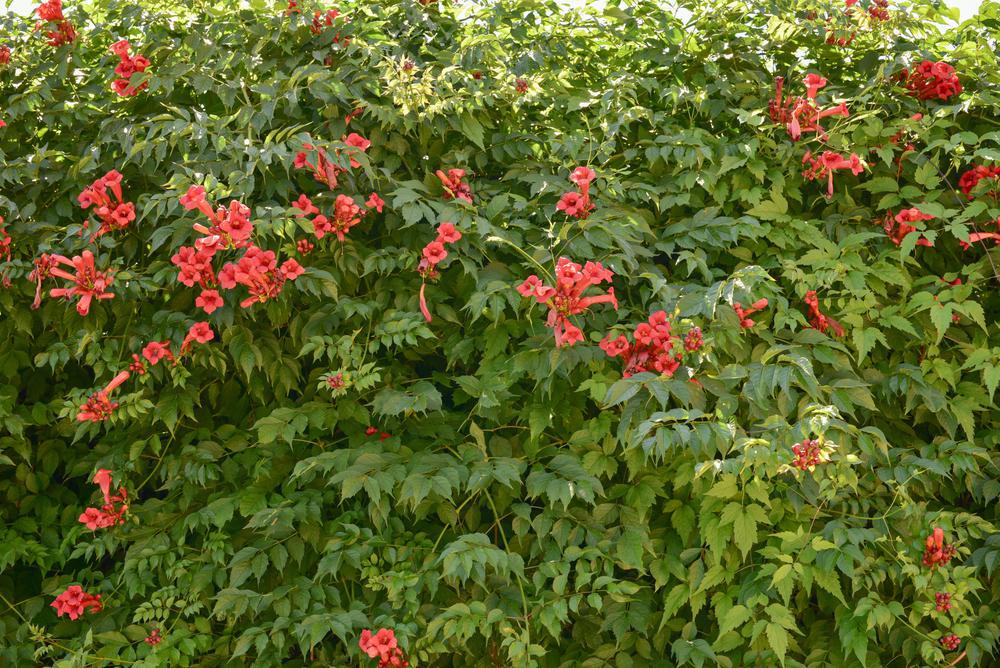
485, 491, 531, 650
484, 235, 552, 281
946, 650, 967, 666
134, 432, 176, 495
0, 589, 27, 623
430, 491, 480, 554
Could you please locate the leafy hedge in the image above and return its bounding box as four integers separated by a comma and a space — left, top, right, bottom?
2, 0, 1000, 666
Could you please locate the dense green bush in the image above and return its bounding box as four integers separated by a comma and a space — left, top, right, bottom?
1, 0, 999, 665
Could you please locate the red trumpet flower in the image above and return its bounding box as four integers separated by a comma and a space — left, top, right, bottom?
435, 168, 473, 203
922, 527, 956, 569
517, 258, 617, 347
958, 163, 1000, 199
359, 628, 409, 668
802, 150, 864, 198
769, 75, 850, 142
898, 61, 962, 101
47, 251, 115, 316
51, 586, 102, 620
879, 208, 934, 247
791, 439, 822, 469
77, 370, 130, 422
417, 222, 463, 322
78, 468, 128, 530
599, 311, 693, 378
804, 290, 844, 336
78, 170, 136, 241
733, 298, 768, 329
109, 40, 150, 96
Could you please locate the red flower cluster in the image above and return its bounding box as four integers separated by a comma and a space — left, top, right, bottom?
435, 168, 473, 203
78, 170, 136, 241
0, 221, 9, 287
293, 134, 370, 190
515, 78, 528, 94
292, 193, 368, 241
801, 150, 864, 198
78, 468, 128, 530
366, 192, 385, 213
804, 290, 844, 336
823, 22, 855, 47
922, 527, 956, 569
365, 425, 391, 440
768, 75, 849, 142
0, 45, 10, 65
867, 0, 890, 20
684, 326, 703, 352
181, 321, 215, 353
343, 133, 371, 167
175, 187, 303, 311
311, 8, 340, 34
310, 7, 350, 50
733, 298, 768, 329
77, 370, 130, 422
144, 628, 162, 646
172, 245, 217, 289
219, 246, 304, 309
599, 311, 697, 378
556, 166, 597, 219
51, 585, 101, 620
142, 340, 175, 366
418, 222, 462, 278
47, 251, 116, 316
958, 163, 1000, 198
899, 61, 962, 101
36, 0, 64, 21
935, 592, 951, 612
129, 354, 146, 374
939, 634, 960, 651
359, 629, 408, 668
0, 216, 11, 263
791, 438, 822, 469
417, 222, 462, 322
109, 323, 211, 400
180, 185, 254, 249
880, 207, 934, 247
297, 239, 315, 255
295, 144, 342, 189
35, 0, 76, 46
109, 40, 150, 96
517, 258, 617, 347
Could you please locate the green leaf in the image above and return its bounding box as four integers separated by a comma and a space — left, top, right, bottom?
733, 510, 757, 559
766, 622, 788, 665
616, 528, 646, 570
929, 304, 953, 343
719, 604, 752, 636
459, 112, 486, 149
746, 188, 788, 220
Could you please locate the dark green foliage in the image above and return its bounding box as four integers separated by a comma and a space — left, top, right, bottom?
1, 0, 999, 666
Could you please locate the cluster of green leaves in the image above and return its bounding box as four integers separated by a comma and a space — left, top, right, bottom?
1, 0, 999, 666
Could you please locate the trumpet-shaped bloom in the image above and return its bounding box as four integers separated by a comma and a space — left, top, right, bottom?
51, 586, 102, 620
517, 258, 617, 347
47, 251, 115, 316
